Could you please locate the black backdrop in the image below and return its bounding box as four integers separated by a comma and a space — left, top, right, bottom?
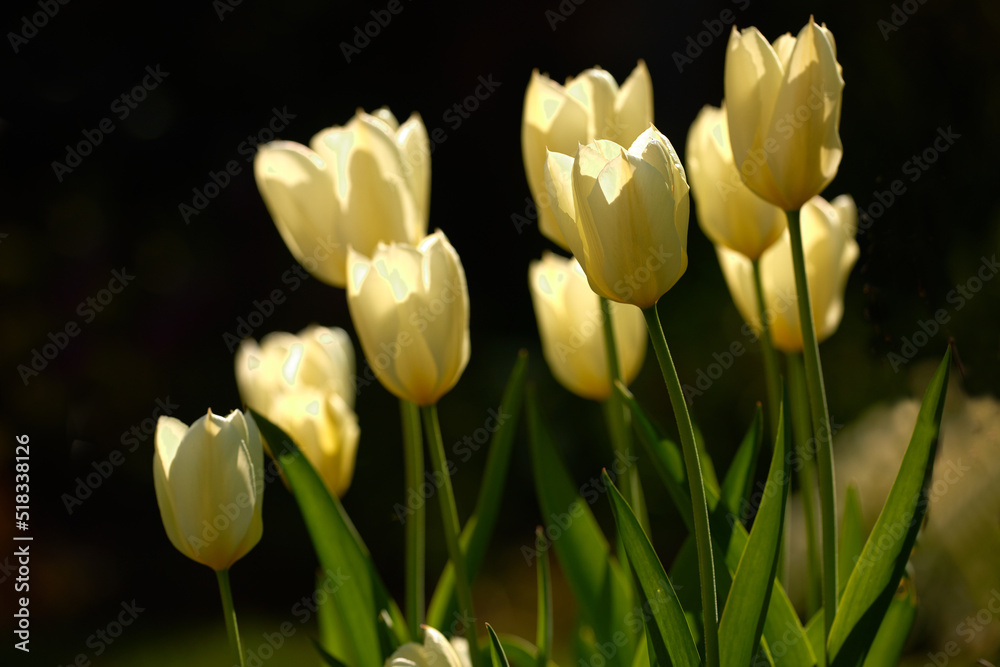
2, 0, 999, 663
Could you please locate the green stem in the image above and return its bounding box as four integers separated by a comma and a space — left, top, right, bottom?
641, 304, 719, 667
787, 352, 822, 617
401, 398, 425, 639
216, 569, 246, 667
752, 259, 782, 444
421, 404, 480, 667
600, 297, 648, 535
786, 208, 838, 643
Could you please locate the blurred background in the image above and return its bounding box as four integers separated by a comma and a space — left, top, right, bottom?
1, 0, 999, 664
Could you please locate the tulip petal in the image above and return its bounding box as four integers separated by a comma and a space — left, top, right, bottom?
397, 113, 432, 234
522, 71, 590, 249
543, 150, 580, 254
254, 142, 345, 286
613, 61, 654, 146
565, 68, 619, 141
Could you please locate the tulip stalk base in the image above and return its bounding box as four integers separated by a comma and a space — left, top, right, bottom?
600, 297, 648, 536
788, 352, 822, 616
641, 304, 719, 667
216, 569, 246, 667
401, 399, 425, 638
752, 259, 782, 443
421, 404, 480, 667
786, 209, 838, 641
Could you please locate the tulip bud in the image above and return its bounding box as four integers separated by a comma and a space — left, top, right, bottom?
235, 326, 359, 498
529, 252, 647, 400
522, 62, 652, 250
545, 126, 690, 309
385, 626, 471, 667
254, 108, 430, 287
686, 104, 787, 260
346, 230, 470, 406
153, 409, 264, 571
724, 17, 844, 211
716, 195, 859, 352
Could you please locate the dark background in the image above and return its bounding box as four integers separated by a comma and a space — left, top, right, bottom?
2, 0, 999, 664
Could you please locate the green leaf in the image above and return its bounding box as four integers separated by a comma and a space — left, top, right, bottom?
252, 411, 398, 667
488, 624, 511, 667
427, 351, 529, 629
838, 484, 865, 601
494, 635, 547, 667
378, 610, 401, 659
861, 574, 917, 667
693, 420, 720, 496
804, 610, 824, 665
604, 470, 700, 667
526, 387, 636, 667
622, 388, 814, 667
313, 638, 350, 667
535, 527, 553, 667
827, 349, 951, 666
719, 399, 790, 667
632, 631, 649, 667
720, 405, 764, 517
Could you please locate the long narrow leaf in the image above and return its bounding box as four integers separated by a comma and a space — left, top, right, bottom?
622, 387, 815, 667
604, 470, 701, 667
719, 400, 790, 667
526, 387, 636, 667
252, 411, 387, 667
838, 484, 865, 601
720, 405, 764, 517
828, 349, 951, 665
861, 575, 917, 667
535, 527, 553, 667
427, 351, 529, 629
488, 624, 512, 667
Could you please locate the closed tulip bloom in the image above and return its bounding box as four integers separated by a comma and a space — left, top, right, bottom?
545, 126, 689, 309
716, 194, 859, 352
522, 62, 652, 250
724, 17, 844, 211
254, 108, 430, 287
385, 626, 471, 667
235, 325, 359, 498
686, 104, 787, 260
153, 409, 264, 571
347, 230, 470, 406
530, 252, 647, 400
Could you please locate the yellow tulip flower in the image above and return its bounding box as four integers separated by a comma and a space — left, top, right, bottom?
529, 252, 647, 400
724, 17, 844, 211
235, 326, 359, 498
544, 126, 689, 309
686, 104, 787, 260
716, 195, 859, 352
153, 409, 264, 571
522, 62, 652, 249
346, 230, 470, 406
254, 108, 430, 287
